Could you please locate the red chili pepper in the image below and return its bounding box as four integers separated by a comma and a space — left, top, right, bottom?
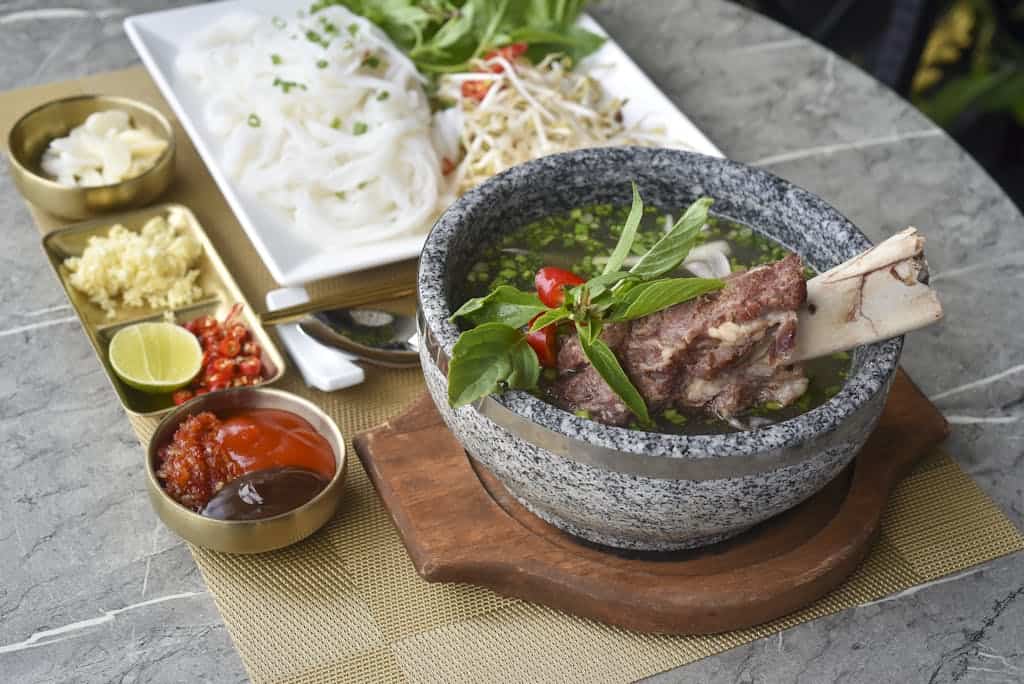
534, 266, 585, 308
238, 356, 262, 378
193, 315, 218, 332
461, 43, 528, 102
217, 337, 241, 358
242, 341, 261, 358
484, 42, 528, 71
441, 157, 456, 175
172, 389, 194, 406
525, 314, 558, 368
227, 324, 249, 342
211, 357, 237, 378
461, 79, 492, 102
206, 371, 232, 392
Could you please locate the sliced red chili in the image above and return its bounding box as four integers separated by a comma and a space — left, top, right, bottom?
172, 389, 194, 406
238, 356, 262, 377
484, 42, 528, 70
534, 266, 585, 308
525, 314, 558, 368
461, 79, 492, 102
217, 337, 241, 358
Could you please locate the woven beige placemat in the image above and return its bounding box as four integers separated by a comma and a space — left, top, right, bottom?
5, 67, 1023, 684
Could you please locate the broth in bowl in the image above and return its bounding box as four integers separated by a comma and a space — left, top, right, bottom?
449, 189, 850, 434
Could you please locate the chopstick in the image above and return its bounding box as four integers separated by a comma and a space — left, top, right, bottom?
260, 282, 416, 327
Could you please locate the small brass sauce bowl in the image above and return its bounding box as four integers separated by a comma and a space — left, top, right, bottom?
146, 388, 346, 554
7, 94, 175, 219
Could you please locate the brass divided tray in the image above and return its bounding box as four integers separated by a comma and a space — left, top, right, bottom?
42, 203, 286, 417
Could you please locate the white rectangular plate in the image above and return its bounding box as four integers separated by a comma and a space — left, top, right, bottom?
125, 1, 722, 287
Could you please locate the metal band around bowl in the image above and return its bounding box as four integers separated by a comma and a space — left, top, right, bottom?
420, 312, 831, 481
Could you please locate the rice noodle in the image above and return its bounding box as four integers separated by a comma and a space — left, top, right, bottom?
176, 7, 451, 248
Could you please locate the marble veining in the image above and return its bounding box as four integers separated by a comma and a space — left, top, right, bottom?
0, 0, 1022, 682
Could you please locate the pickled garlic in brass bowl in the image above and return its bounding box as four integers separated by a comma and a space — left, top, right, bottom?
7, 94, 175, 219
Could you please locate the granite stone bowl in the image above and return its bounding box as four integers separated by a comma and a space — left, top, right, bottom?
417, 147, 902, 551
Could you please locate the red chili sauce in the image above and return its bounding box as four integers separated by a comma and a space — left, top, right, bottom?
156, 409, 335, 512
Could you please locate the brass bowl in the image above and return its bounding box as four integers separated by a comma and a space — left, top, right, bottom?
7, 94, 175, 219
146, 388, 346, 554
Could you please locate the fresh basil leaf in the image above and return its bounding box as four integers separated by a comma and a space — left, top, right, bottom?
447, 322, 540, 407
630, 197, 713, 280
320, 0, 601, 74
529, 307, 569, 331
610, 277, 724, 322
447, 323, 518, 407
449, 286, 547, 328
575, 317, 603, 347
578, 336, 650, 424
507, 336, 541, 389
429, 3, 475, 51
603, 182, 643, 276
582, 270, 635, 299
471, 0, 510, 59
510, 25, 606, 64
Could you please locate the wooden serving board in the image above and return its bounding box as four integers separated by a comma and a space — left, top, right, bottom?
353, 370, 949, 635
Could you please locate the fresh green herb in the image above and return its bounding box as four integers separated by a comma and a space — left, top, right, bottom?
362, 54, 381, 68
335, 191, 346, 200
602, 182, 643, 275
273, 77, 308, 93
528, 307, 570, 332
450, 285, 547, 328
574, 409, 591, 419
317, 59, 329, 69
309, 0, 604, 75
609, 277, 724, 322
446, 183, 717, 423
272, 16, 286, 29
629, 197, 712, 279
330, 116, 342, 129
663, 408, 688, 426
763, 401, 783, 411
347, 22, 359, 36
578, 335, 650, 425
271, 53, 283, 65
247, 113, 261, 128
319, 16, 339, 34
353, 121, 369, 135
377, 90, 390, 101
447, 323, 539, 407
306, 29, 329, 47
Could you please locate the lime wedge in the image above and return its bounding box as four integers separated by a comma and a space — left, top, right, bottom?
109, 322, 202, 394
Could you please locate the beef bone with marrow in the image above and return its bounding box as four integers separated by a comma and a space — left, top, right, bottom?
552, 229, 942, 426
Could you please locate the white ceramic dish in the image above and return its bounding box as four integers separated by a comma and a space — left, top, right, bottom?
125, 1, 722, 286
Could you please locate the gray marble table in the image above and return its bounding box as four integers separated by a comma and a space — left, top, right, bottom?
1, 1, 1021, 682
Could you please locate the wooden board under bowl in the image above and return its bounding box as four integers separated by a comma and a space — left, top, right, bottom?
353, 370, 949, 635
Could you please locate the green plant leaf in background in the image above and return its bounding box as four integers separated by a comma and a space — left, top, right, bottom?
913, 0, 1024, 127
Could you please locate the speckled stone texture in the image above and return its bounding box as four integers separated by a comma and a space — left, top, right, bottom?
4, 1, 1024, 682
418, 147, 901, 550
